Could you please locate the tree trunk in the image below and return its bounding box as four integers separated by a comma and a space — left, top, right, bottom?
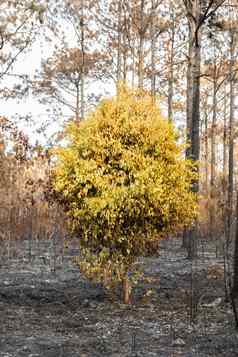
186, 25, 193, 158
150, 0, 156, 99
223, 85, 228, 193
130, 1, 135, 88
122, 274, 131, 304
123, 46, 127, 82
131, 36, 136, 87
232, 190, 238, 297
204, 98, 209, 194
187, 4, 201, 259
138, 0, 145, 88
190, 34, 201, 166
227, 30, 235, 244
76, 83, 80, 123
210, 70, 217, 241
168, 3, 175, 121
80, 0, 85, 121
103, 268, 109, 288
182, 228, 189, 250
222, 84, 228, 238
117, 1, 122, 83
182, 24, 193, 250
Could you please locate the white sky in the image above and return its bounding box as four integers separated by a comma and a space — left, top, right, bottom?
0, 15, 80, 146
0, 20, 116, 146
0, 37, 55, 143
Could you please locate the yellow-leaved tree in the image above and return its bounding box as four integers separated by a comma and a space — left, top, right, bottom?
53, 86, 197, 303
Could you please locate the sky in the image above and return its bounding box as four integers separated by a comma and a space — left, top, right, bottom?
0, 35, 54, 143
0, 18, 116, 147
0, 13, 81, 146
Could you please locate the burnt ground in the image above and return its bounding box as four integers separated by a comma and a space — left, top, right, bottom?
0, 238, 238, 356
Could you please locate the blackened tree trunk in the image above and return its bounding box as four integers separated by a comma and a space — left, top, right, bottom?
182, 25, 193, 251
187, 17, 201, 260
223, 84, 228, 193
227, 29, 235, 245
232, 190, 238, 297
186, 27, 193, 152
183, 0, 225, 258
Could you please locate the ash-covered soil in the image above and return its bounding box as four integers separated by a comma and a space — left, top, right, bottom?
0, 238, 238, 357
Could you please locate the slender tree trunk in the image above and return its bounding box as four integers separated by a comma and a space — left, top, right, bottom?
150, 0, 156, 99
138, 0, 145, 88
210, 71, 217, 241
223, 84, 228, 236
80, 0, 85, 121
227, 30, 235, 244
130, 2, 136, 88
117, 1, 122, 83
186, 25, 193, 158
182, 25, 193, 250
103, 268, 109, 288
131, 37, 136, 87
168, 4, 175, 121
190, 35, 201, 166
232, 190, 238, 297
122, 15, 127, 82
204, 99, 209, 194
122, 274, 131, 304
187, 9, 201, 260
223, 85, 228, 187
75, 83, 80, 123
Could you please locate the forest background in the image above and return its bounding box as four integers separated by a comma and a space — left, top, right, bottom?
1, 0, 238, 300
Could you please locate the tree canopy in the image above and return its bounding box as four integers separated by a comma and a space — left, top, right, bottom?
53, 86, 197, 300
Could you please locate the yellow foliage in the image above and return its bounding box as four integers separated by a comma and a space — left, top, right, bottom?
53, 85, 197, 285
